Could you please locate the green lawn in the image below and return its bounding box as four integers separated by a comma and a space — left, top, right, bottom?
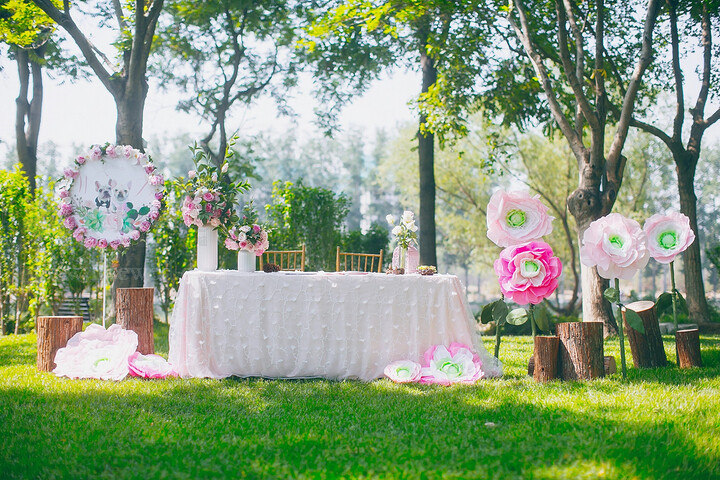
1, 324, 719, 479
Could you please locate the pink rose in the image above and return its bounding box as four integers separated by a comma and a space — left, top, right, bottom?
149, 210, 160, 221
58, 189, 70, 199
205, 203, 213, 212
486, 189, 554, 247
580, 213, 649, 280
144, 165, 155, 175
139, 221, 151, 232
494, 241, 562, 305
110, 240, 121, 250
203, 192, 214, 202
209, 218, 221, 228
90, 145, 103, 161
105, 144, 117, 157
130, 229, 141, 240
253, 224, 261, 233
84, 237, 97, 249
76, 155, 86, 165
149, 174, 164, 186
58, 202, 73, 217
188, 170, 196, 179
63, 168, 79, 179
643, 212, 695, 264
224, 238, 239, 250
121, 236, 131, 247
63, 216, 77, 229
97, 238, 108, 248
123, 145, 135, 158
72, 229, 85, 242
155, 192, 164, 201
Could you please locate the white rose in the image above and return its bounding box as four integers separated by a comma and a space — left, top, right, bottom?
401, 210, 414, 224
386, 214, 395, 225
392, 225, 402, 236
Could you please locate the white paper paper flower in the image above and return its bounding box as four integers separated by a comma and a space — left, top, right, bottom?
384, 360, 422, 383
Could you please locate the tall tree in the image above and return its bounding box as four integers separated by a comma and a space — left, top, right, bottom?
0, 0, 56, 194
154, 0, 298, 169
32, 0, 164, 288
616, 0, 720, 323
301, 0, 496, 267
506, 0, 663, 333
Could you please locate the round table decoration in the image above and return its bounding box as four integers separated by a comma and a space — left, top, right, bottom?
223, 222, 269, 272
57, 143, 165, 250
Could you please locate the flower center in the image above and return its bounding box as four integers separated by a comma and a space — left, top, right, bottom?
395, 367, 410, 379
608, 234, 624, 249
505, 209, 526, 228
520, 259, 541, 278
440, 361, 462, 378
658, 231, 678, 250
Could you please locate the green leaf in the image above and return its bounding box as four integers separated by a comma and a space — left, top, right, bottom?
603, 287, 619, 304
676, 291, 688, 315
492, 300, 509, 326
534, 305, 551, 332
624, 308, 645, 334
127, 209, 138, 219
655, 292, 672, 314
138, 206, 150, 216
126, 202, 134, 209
480, 301, 496, 325
506, 308, 529, 326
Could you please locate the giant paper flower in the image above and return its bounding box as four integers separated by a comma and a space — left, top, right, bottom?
53, 324, 138, 381
643, 212, 695, 264
494, 241, 562, 305
384, 360, 422, 383
420, 343, 484, 385
486, 189, 554, 247
128, 352, 178, 379
580, 213, 649, 280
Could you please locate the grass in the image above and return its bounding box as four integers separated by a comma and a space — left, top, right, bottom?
1, 324, 719, 479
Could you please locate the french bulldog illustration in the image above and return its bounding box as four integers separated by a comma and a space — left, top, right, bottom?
112, 181, 132, 212
95, 179, 115, 209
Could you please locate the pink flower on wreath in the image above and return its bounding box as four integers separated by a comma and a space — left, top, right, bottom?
486, 189, 554, 248
63, 168, 79, 180
420, 343, 484, 385
130, 229, 141, 240
63, 216, 77, 229
494, 241, 562, 305
139, 221, 151, 232
76, 155, 87, 165
643, 212, 695, 264
205, 203, 213, 212
58, 189, 70, 199
72, 229, 85, 242
121, 236, 131, 247
105, 144, 118, 157
144, 165, 155, 175
149, 210, 160, 221
97, 238, 108, 249
155, 192, 164, 201
123, 145, 135, 158
84, 237, 97, 249
58, 202, 73, 217
90, 145, 103, 161
110, 240, 121, 250
580, 213, 649, 280
149, 174, 164, 186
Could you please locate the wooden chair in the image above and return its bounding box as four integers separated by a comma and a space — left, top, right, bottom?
259, 245, 306, 271
336, 246, 384, 273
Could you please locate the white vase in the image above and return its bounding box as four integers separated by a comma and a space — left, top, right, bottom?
196, 225, 218, 271
237, 250, 256, 272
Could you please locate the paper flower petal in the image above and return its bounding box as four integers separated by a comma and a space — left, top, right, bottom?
384, 360, 422, 383
128, 352, 178, 379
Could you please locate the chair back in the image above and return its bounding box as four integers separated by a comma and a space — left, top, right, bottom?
336, 246, 383, 273
259, 245, 306, 271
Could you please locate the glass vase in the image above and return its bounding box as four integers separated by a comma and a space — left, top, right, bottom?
196, 225, 218, 271
237, 250, 256, 272
406, 245, 419, 273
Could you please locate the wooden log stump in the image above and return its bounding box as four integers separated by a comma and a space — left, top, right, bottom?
116, 287, 154, 355
622, 300, 668, 369
676, 329, 702, 368
530, 355, 617, 377
36, 316, 83, 372
557, 321, 604, 380
533, 335, 559, 382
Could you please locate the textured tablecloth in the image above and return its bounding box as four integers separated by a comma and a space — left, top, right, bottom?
168, 271, 501, 380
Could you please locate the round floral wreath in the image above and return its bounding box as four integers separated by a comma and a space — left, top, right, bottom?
57, 143, 165, 250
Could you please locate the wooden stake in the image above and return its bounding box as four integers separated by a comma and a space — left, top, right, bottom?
623, 300, 668, 368
116, 287, 155, 355
533, 335, 559, 382
557, 321, 604, 380
36, 316, 83, 372
676, 329, 702, 368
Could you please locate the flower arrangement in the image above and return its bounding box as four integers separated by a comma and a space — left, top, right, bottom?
178, 143, 249, 228
57, 143, 165, 251
386, 210, 418, 249
223, 202, 269, 256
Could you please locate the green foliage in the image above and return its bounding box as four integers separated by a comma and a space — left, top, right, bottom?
150, 184, 193, 323
0, 0, 56, 47
3, 333, 720, 479
340, 223, 389, 259
623, 308, 646, 334
266, 180, 350, 271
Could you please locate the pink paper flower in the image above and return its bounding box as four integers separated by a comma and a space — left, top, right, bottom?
486, 189, 554, 247
128, 352, 177, 379
643, 212, 695, 264
384, 360, 422, 383
580, 213, 649, 280
494, 241, 562, 305
53, 324, 138, 381
420, 343, 484, 385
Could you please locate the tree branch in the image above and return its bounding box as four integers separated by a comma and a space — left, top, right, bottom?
112, 0, 128, 31
668, 0, 685, 142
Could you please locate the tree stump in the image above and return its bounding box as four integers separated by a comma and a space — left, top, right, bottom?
622, 300, 668, 368
36, 316, 83, 372
533, 335, 559, 382
557, 321, 604, 380
530, 355, 617, 377
116, 287, 154, 355
676, 329, 702, 368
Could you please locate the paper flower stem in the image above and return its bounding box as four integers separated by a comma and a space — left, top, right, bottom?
670, 260, 680, 365
529, 304, 537, 338
615, 278, 628, 380
494, 320, 502, 359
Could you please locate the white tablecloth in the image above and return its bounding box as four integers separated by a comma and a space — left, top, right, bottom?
168, 271, 501, 380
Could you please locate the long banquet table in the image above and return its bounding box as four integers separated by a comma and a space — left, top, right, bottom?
168, 270, 501, 381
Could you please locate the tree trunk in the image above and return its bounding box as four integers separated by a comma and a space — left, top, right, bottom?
676, 156, 710, 324
557, 321, 604, 380
622, 300, 667, 368
533, 335, 559, 382
36, 316, 83, 372
14, 46, 45, 195
675, 328, 702, 368
417, 28, 437, 267
116, 287, 154, 355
